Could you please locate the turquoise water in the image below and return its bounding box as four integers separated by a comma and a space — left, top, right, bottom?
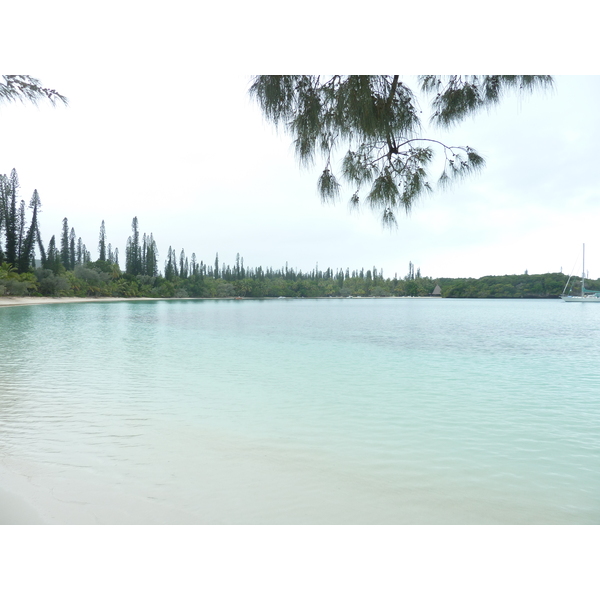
1, 298, 599, 523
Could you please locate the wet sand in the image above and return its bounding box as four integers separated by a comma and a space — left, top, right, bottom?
0, 463, 45, 524
0, 487, 45, 524
0, 295, 439, 309
0, 296, 158, 309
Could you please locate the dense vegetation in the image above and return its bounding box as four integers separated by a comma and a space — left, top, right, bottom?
437, 273, 597, 299
1, 168, 596, 300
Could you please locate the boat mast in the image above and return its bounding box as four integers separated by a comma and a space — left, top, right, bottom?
582, 243, 585, 298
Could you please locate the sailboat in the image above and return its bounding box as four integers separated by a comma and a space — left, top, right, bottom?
561, 244, 600, 302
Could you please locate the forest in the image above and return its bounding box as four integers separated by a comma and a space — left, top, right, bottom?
1, 168, 597, 300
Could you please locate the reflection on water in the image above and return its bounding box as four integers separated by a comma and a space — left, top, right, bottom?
1, 299, 599, 523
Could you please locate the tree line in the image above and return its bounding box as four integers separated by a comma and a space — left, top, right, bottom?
1, 168, 595, 300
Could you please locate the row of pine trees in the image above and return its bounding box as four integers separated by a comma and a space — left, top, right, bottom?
0, 169, 44, 273
1, 168, 425, 298
0, 168, 96, 274
3, 168, 585, 299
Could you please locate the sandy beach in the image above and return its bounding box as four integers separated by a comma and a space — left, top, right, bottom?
0, 486, 44, 524
0, 459, 45, 525
0, 295, 440, 310
0, 296, 161, 309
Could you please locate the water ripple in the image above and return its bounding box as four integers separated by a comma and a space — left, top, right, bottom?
1, 299, 599, 523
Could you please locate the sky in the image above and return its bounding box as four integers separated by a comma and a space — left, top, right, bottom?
2, 8, 599, 283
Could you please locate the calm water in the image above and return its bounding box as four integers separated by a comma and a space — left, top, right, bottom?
1, 298, 599, 524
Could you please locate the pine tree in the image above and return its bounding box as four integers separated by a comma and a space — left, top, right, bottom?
172, 247, 179, 277
141, 233, 147, 275
4, 169, 19, 266
60, 217, 70, 269
133, 217, 141, 274
125, 217, 142, 275
165, 245, 174, 280
17, 198, 26, 268
69, 227, 76, 270
35, 225, 46, 267
0, 176, 5, 265
18, 189, 42, 272
46, 235, 60, 273
98, 220, 107, 262
145, 234, 158, 277
179, 249, 187, 278
29, 190, 46, 265
125, 236, 133, 273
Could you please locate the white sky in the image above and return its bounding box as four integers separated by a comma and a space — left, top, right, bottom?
2, 5, 599, 281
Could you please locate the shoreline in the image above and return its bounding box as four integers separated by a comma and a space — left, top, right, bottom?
0, 296, 443, 308
0, 295, 563, 309
0, 296, 161, 309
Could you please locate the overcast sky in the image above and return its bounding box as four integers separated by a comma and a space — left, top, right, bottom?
3, 7, 599, 281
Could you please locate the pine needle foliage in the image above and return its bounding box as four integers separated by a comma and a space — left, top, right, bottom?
0, 75, 68, 107
250, 75, 553, 225
421, 75, 554, 127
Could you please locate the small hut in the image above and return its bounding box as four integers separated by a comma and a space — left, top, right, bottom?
432, 284, 442, 297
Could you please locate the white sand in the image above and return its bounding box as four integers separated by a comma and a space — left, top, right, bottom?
0, 296, 436, 309
0, 487, 45, 524
0, 461, 45, 525
0, 296, 160, 309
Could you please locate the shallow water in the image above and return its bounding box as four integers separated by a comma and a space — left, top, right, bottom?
1, 298, 599, 523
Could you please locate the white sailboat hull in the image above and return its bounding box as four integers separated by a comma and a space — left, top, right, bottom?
562, 295, 600, 302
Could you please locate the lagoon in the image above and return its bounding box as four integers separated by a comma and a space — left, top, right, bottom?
1, 297, 599, 524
